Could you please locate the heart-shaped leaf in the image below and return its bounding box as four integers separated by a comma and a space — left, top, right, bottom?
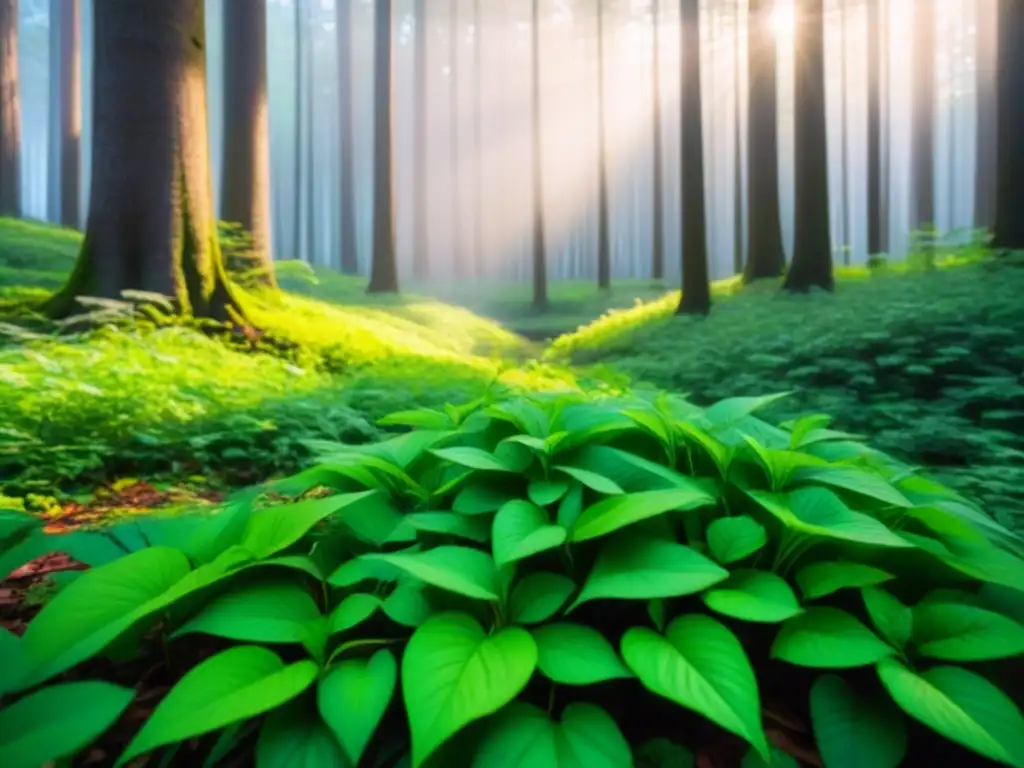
912, 601, 1024, 661
319, 649, 397, 765
809, 674, 906, 768
702, 570, 802, 623
771, 607, 894, 668
256, 698, 348, 768
528, 479, 570, 507
382, 581, 440, 628
453, 483, 517, 515
240, 491, 376, 559
363, 547, 499, 601
405, 513, 491, 543
571, 488, 715, 543
795, 562, 894, 600
492, 500, 567, 567
508, 571, 576, 625
532, 623, 632, 685
329, 593, 382, 635
706, 516, 767, 564
861, 587, 913, 650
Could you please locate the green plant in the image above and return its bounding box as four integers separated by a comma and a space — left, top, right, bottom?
3, 391, 1024, 766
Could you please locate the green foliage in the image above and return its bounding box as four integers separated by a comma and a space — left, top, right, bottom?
4, 391, 1023, 766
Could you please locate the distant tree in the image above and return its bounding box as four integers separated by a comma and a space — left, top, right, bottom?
292, 0, 302, 261
651, 0, 665, 280
48, 0, 80, 228
368, 0, 398, 293
530, 0, 547, 309
221, 0, 275, 287
596, 0, 611, 290
336, 0, 359, 274
732, 0, 744, 275
912, 0, 935, 243
0, 0, 20, 217
676, 0, 711, 316
743, 0, 785, 282
974, 0, 997, 231
992, 0, 1023, 250
838, 0, 850, 263
450, 0, 463, 277
783, 0, 833, 292
866, 0, 883, 255
472, 0, 483, 276
412, 0, 428, 280
48, 0, 239, 320
303, 0, 315, 263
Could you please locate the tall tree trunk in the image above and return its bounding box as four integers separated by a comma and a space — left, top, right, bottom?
304, 0, 316, 264
221, 0, 275, 286
912, 0, 935, 244
530, 0, 547, 309
337, 0, 359, 274
48, 0, 238, 319
743, 0, 785, 282
783, 0, 833, 292
974, 0, 997, 232
866, 0, 882, 255
368, 0, 398, 292
293, 0, 302, 260
450, 0, 463, 277
839, 0, 851, 263
732, 0, 743, 274
596, 0, 610, 290
412, 0, 428, 280
993, 0, 1024, 250
0, 0, 20, 217
473, 0, 483, 277
677, 0, 710, 316
49, 0, 81, 229
651, 0, 665, 280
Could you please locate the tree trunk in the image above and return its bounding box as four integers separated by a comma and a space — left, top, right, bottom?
450, 0, 463, 277
732, 0, 743, 275
839, 0, 851, 263
783, 0, 833, 293
993, 0, 1024, 250
48, 0, 80, 228
473, 0, 483, 277
866, 0, 882, 255
412, 0, 428, 280
743, 0, 785, 282
292, 0, 302, 260
337, 0, 359, 274
596, 0, 610, 290
0, 0, 20, 217
677, 0, 710, 316
974, 0, 997, 232
530, 0, 547, 310
221, 0, 275, 286
912, 0, 935, 240
304, 0, 316, 264
368, 0, 398, 293
47, 0, 238, 320
651, 0, 665, 280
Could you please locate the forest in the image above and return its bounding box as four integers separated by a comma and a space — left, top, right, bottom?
0, 0, 1023, 766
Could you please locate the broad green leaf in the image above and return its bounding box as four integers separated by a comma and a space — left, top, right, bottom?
17, 546, 193, 690
382, 580, 439, 628
702, 570, 803, 623
771, 607, 894, 668
337, 494, 410, 547
554, 465, 625, 495
706, 516, 767, 564
173, 577, 321, 644
0, 508, 40, 542
622, 615, 769, 759
901, 532, 1024, 590
508, 571, 576, 625
573, 444, 698, 492
703, 392, 791, 426
623, 407, 673, 446
492, 500, 567, 567
528, 479, 570, 507
0, 627, 21, 695
319, 650, 397, 765
556, 482, 584, 528
364, 546, 499, 601
809, 674, 906, 768
634, 738, 695, 768
912, 602, 1024, 661
453, 483, 517, 515
431, 447, 514, 473
330, 593, 382, 635
795, 562, 894, 600
532, 623, 632, 685
793, 466, 912, 508
240, 491, 376, 559
573, 534, 728, 608
328, 556, 403, 588
570, 487, 715, 543
0, 681, 135, 768
977, 583, 1024, 625
740, 747, 799, 767
378, 408, 452, 430
876, 658, 1024, 767
747, 488, 911, 548
473, 702, 631, 768
118, 646, 318, 766
402, 612, 537, 767
256, 698, 348, 768
503, 434, 550, 454
405, 512, 491, 543
258, 555, 324, 582
862, 587, 913, 650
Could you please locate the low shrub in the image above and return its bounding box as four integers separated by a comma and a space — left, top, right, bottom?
3, 390, 1023, 766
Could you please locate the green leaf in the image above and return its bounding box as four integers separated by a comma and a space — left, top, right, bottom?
912, 602, 1024, 661
173, 577, 321, 644
977, 583, 1024, 625
570, 487, 715, 543
431, 447, 514, 472
405, 512, 491, 543
748, 488, 911, 548
319, 650, 397, 765
402, 612, 537, 767
862, 587, 913, 650
556, 482, 584, 528
256, 698, 348, 768
809, 674, 907, 768
793, 465, 912, 508
528, 479, 570, 507
473, 702, 632, 768
0, 627, 21, 695
118, 646, 318, 766
328, 556, 403, 588
877, 658, 1024, 767
492, 500, 567, 567
532, 623, 632, 685
508, 571, 576, 625
634, 738, 695, 768
379, 408, 452, 430
771, 607, 894, 668
622, 615, 769, 759
0, 681, 135, 768
453, 483, 516, 515
574, 534, 728, 608
703, 393, 790, 426
702, 570, 803, 623
240, 491, 376, 558
329, 593, 382, 635
382, 581, 439, 628
363, 546, 499, 601
554, 465, 625, 495
740, 747, 799, 768
794, 562, 894, 600
706, 516, 767, 564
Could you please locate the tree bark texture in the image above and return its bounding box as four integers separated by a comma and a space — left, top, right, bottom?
530, 0, 547, 309
49, 0, 80, 228
912, 0, 935, 231
0, 0, 20, 217
651, 0, 665, 280
866, 0, 883, 255
596, 0, 610, 290
368, 0, 398, 293
993, 0, 1024, 250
